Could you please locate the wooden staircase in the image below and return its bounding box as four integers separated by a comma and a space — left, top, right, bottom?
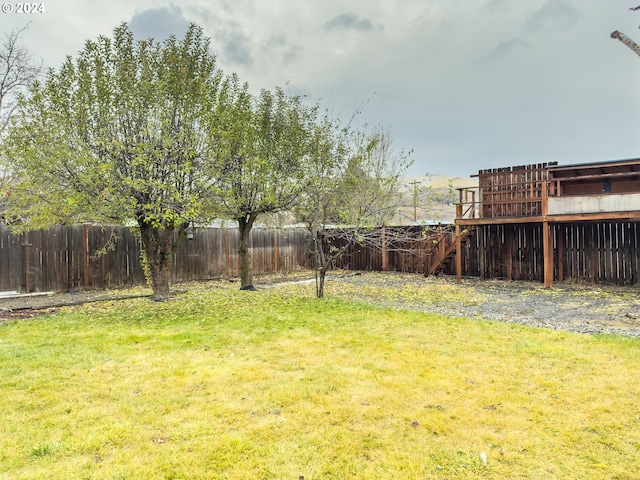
425, 226, 476, 277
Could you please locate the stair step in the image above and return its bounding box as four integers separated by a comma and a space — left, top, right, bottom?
425, 226, 477, 277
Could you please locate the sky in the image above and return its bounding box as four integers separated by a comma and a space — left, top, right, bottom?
4, 0, 640, 178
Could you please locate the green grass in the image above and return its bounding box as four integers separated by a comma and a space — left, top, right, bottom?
1, 279, 640, 479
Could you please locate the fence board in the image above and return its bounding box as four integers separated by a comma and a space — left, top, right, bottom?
0, 225, 314, 293
458, 221, 640, 285
2, 222, 640, 292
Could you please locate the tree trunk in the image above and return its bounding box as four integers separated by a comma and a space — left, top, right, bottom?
139, 222, 175, 301
313, 230, 327, 298
316, 268, 327, 298
238, 214, 256, 290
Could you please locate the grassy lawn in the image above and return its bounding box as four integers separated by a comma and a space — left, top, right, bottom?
1, 278, 639, 479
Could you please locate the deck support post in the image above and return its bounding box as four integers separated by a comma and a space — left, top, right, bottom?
541, 180, 553, 288
478, 226, 485, 279
542, 221, 553, 288
456, 223, 462, 284
557, 224, 564, 283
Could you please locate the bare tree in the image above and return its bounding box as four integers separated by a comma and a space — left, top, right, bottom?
0, 24, 42, 133
296, 123, 413, 297
0, 24, 42, 220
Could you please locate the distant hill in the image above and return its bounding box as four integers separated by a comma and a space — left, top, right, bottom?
392, 175, 478, 224
398, 175, 478, 190
257, 174, 478, 227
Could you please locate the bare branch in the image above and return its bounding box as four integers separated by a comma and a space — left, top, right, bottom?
0, 23, 42, 133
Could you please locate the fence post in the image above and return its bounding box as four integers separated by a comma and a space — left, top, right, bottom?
22, 231, 32, 293
543, 221, 553, 288
557, 224, 564, 282
274, 229, 279, 273
83, 224, 90, 288
478, 226, 485, 279
224, 228, 231, 278
381, 225, 388, 271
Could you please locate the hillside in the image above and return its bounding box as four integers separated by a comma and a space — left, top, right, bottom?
392, 175, 478, 224
255, 174, 478, 227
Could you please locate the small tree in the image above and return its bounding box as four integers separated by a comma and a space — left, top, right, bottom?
208, 77, 315, 289
2, 23, 221, 300
296, 123, 412, 298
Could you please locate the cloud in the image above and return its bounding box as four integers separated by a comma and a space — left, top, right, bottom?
323, 12, 382, 33
129, 5, 193, 41
483, 38, 529, 63
222, 30, 254, 66
526, 0, 581, 33
183, 5, 217, 27
263, 35, 300, 64
482, 0, 509, 13
128, 5, 255, 69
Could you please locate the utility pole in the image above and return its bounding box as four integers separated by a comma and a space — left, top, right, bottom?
409, 181, 420, 222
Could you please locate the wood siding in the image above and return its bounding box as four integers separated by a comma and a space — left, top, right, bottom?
548, 193, 640, 215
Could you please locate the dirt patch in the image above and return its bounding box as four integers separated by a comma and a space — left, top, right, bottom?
0, 308, 58, 323
0, 289, 151, 316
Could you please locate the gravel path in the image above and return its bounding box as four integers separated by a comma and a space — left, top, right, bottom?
326, 272, 640, 338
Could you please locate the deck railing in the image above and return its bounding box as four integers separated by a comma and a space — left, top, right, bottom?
456, 163, 557, 220
455, 187, 479, 219
456, 183, 556, 220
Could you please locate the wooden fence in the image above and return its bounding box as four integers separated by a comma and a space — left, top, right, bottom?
0, 225, 313, 293
457, 221, 640, 285
329, 225, 456, 275
0, 224, 449, 293
2, 222, 639, 293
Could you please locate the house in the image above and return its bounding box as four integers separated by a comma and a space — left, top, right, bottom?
429, 158, 640, 287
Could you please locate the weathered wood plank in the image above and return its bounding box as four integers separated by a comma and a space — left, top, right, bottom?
1, 221, 639, 291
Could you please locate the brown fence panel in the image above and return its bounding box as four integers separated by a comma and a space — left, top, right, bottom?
0, 228, 23, 291
0, 225, 313, 293
2, 222, 640, 293
462, 221, 640, 285
277, 229, 312, 273
329, 225, 441, 274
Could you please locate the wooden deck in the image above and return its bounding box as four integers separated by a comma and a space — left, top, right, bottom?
445, 160, 640, 287
456, 160, 640, 224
